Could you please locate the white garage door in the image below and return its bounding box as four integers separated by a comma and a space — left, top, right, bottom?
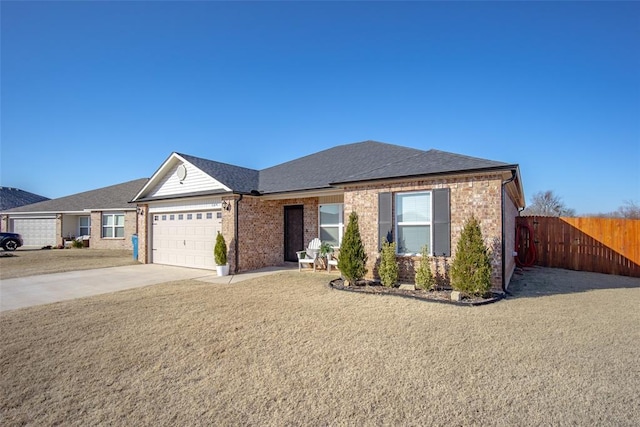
151, 211, 221, 270
11, 217, 57, 248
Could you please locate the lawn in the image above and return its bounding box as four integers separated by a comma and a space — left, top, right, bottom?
1, 269, 639, 426
0, 248, 137, 280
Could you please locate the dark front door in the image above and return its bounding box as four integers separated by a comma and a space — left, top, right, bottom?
284, 205, 304, 262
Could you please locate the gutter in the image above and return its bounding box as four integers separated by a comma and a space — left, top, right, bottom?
501, 169, 517, 293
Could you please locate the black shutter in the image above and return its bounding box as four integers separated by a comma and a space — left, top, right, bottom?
432, 188, 451, 256
378, 192, 393, 251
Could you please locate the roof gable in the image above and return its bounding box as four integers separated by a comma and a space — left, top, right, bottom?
132, 153, 259, 202
3, 179, 148, 213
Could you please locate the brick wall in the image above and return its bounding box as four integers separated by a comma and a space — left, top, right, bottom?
344, 173, 507, 290
233, 195, 318, 272
89, 211, 136, 250
137, 205, 148, 263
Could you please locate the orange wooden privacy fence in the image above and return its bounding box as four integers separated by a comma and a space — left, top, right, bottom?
516, 216, 640, 277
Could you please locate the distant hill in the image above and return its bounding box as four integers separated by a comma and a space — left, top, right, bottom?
0, 187, 50, 211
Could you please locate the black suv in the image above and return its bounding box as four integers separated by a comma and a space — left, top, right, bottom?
0, 232, 23, 251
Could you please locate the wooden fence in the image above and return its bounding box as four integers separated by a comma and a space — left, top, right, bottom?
516, 216, 640, 278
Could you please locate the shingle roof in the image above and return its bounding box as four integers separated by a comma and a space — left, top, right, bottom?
0, 187, 50, 210
178, 153, 259, 193
257, 141, 510, 194
3, 178, 148, 213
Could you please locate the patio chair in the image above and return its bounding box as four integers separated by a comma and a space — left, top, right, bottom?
326, 250, 339, 272
297, 238, 321, 272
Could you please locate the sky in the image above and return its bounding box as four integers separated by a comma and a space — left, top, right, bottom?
1, 1, 638, 215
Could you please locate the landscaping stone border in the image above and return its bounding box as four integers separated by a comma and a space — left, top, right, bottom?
328, 278, 504, 306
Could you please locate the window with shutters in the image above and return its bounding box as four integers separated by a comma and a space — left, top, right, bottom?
395, 192, 432, 255
319, 204, 344, 247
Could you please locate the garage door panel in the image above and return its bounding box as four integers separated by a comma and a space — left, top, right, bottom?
11, 218, 57, 248
151, 211, 220, 270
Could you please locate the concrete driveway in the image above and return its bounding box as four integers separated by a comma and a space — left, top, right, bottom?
0, 264, 295, 312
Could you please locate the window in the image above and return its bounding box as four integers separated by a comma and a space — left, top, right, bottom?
319, 204, 344, 247
396, 192, 431, 255
178, 214, 184, 220
196, 213, 202, 219
162, 215, 167, 221
187, 214, 193, 220
79, 216, 91, 236
102, 213, 125, 238
206, 213, 213, 219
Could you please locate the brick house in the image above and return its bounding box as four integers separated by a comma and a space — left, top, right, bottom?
1, 179, 148, 249
132, 141, 525, 291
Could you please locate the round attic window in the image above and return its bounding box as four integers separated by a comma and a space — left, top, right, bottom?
176, 164, 187, 181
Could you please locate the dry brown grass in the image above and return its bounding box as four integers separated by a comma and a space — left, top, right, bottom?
0, 248, 137, 280
1, 268, 639, 426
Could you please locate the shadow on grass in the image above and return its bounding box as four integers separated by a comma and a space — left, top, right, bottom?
506, 266, 640, 299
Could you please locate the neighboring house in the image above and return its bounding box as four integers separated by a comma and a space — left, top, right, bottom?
0, 187, 50, 211
1, 179, 148, 249
132, 140, 525, 291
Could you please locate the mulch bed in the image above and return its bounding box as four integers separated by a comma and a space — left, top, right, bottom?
328, 278, 504, 306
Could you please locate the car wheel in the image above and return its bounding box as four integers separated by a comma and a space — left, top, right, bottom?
3, 239, 19, 251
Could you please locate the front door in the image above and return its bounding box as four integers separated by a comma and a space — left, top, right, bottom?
284, 205, 304, 262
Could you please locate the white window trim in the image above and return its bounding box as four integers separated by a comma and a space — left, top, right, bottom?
319, 203, 344, 248
102, 212, 125, 239
395, 191, 433, 256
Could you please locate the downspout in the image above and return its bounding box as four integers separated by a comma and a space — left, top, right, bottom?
501, 170, 517, 293
234, 194, 243, 274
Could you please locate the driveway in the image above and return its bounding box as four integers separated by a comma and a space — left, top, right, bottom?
0, 264, 296, 312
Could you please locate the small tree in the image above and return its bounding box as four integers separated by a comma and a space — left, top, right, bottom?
214, 232, 227, 265
338, 211, 367, 284
415, 245, 435, 290
378, 241, 398, 287
450, 216, 492, 296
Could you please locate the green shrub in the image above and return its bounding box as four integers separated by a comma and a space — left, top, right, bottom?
415, 245, 435, 290
337, 211, 367, 284
72, 239, 84, 249
214, 232, 227, 265
378, 241, 398, 287
450, 215, 492, 296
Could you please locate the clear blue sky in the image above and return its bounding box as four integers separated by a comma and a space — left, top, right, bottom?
2, 1, 638, 215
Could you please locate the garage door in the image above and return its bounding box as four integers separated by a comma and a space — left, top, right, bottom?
11, 217, 57, 248
151, 211, 221, 270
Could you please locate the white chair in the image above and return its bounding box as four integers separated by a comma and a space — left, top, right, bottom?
326, 252, 339, 272
297, 238, 321, 272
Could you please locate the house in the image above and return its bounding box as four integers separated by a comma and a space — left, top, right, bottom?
132, 141, 525, 291
1, 179, 148, 249
0, 187, 50, 211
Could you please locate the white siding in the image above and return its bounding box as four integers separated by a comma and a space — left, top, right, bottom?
149, 162, 228, 198
148, 198, 222, 213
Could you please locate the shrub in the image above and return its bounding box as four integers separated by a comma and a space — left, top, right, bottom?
72, 239, 84, 249
337, 211, 367, 284
214, 232, 227, 265
378, 241, 398, 287
450, 215, 492, 296
415, 245, 435, 290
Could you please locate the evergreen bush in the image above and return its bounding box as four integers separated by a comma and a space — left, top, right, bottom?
415, 245, 435, 290
450, 215, 492, 296
378, 241, 398, 287
337, 211, 367, 284
214, 232, 228, 265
